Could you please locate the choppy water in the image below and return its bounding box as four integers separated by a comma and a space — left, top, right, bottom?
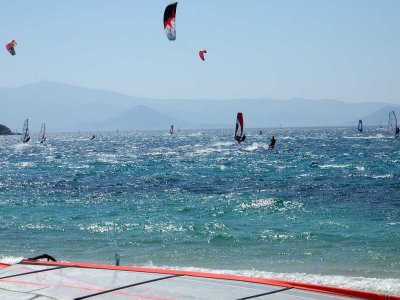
0, 127, 399, 295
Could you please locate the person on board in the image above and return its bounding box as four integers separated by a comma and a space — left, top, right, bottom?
241, 134, 246, 142
91, 135, 96, 140
396, 127, 400, 138
269, 136, 276, 149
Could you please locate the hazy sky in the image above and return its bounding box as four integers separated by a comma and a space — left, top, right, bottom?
1, 0, 399, 103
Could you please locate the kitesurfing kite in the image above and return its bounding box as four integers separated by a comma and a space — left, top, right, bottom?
235, 112, 245, 144
6, 40, 17, 56
164, 2, 177, 41
199, 49, 207, 61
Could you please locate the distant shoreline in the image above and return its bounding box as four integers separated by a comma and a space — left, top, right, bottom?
0, 124, 15, 135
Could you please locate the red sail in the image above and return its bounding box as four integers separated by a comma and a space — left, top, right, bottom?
235, 112, 244, 143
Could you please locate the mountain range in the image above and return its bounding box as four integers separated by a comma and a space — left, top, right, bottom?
0, 81, 399, 132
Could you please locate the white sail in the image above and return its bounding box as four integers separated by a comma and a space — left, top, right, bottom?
21, 119, 30, 143
39, 123, 46, 143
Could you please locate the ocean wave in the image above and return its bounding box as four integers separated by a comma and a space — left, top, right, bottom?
371, 174, 392, 179
0, 256, 24, 265
343, 135, 386, 140
208, 234, 236, 244
319, 164, 350, 169
78, 221, 123, 234
243, 143, 260, 151
16, 161, 37, 168
144, 223, 189, 234
236, 198, 276, 210
211, 141, 232, 147
20, 223, 64, 231
143, 265, 400, 295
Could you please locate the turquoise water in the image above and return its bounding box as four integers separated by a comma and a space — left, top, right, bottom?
0, 128, 399, 295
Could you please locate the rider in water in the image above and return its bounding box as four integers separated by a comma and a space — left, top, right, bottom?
269, 136, 276, 149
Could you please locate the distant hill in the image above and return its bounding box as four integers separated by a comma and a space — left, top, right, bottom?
98, 105, 194, 130
356, 107, 398, 127
0, 81, 147, 132
1, 81, 399, 131
0, 124, 13, 135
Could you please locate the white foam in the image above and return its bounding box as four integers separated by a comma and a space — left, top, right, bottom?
320, 164, 350, 169
97, 153, 119, 164
141, 265, 400, 295
343, 135, 385, 140
0, 256, 24, 265
78, 221, 122, 234
372, 174, 392, 179
236, 198, 276, 210
20, 223, 63, 231
16, 161, 36, 168
211, 141, 232, 147
243, 143, 260, 151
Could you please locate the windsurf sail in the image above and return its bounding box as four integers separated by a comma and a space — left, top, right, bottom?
39, 123, 46, 143
21, 119, 30, 143
358, 120, 363, 132
388, 111, 399, 138
235, 112, 244, 143
164, 2, 177, 41
170, 124, 174, 134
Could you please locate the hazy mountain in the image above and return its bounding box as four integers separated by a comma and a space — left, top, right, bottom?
98, 105, 194, 131
0, 124, 12, 135
1, 81, 399, 132
0, 81, 147, 132
355, 107, 398, 127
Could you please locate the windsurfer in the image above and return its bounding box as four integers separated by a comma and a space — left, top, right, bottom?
241, 134, 246, 142
396, 127, 400, 137
91, 135, 96, 140
269, 136, 276, 149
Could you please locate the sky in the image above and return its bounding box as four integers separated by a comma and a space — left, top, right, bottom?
1, 0, 400, 103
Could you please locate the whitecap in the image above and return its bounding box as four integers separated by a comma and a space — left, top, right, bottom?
320, 164, 350, 169
372, 174, 392, 179
140, 265, 400, 295
0, 256, 24, 265
236, 198, 276, 210
16, 161, 36, 168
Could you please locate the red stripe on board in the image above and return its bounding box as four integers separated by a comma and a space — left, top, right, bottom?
19, 260, 399, 300
0, 263, 10, 268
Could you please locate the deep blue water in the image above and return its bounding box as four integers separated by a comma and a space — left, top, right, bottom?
0, 127, 399, 294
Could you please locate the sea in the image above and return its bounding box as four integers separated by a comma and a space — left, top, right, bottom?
0, 127, 399, 295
